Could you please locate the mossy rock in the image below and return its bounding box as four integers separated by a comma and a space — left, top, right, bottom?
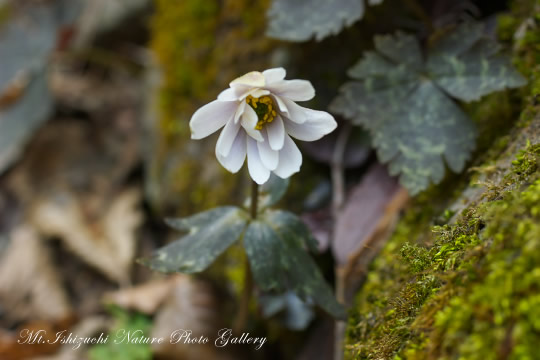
345, 1, 540, 358
346, 100, 540, 360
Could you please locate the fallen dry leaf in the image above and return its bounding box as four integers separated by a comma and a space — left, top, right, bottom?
330, 164, 410, 305
301, 208, 332, 252
332, 164, 402, 265
0, 317, 76, 360
103, 276, 176, 315
31, 188, 143, 285
150, 275, 233, 360
0, 226, 72, 325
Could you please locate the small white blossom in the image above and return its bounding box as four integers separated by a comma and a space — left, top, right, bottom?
189, 68, 337, 184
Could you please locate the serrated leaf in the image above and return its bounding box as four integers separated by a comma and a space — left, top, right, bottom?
266, 0, 382, 42
331, 23, 526, 194
244, 212, 345, 319
427, 23, 526, 102
142, 207, 248, 273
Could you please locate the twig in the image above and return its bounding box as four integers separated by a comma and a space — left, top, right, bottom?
330, 123, 352, 360
233, 181, 258, 333
331, 123, 352, 216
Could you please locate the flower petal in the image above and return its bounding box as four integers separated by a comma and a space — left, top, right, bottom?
263, 68, 286, 85
216, 117, 241, 157
272, 94, 288, 113
257, 132, 279, 170
234, 101, 246, 124
247, 137, 271, 184
266, 115, 285, 150
190, 100, 238, 139
242, 88, 270, 100
266, 79, 315, 101
217, 88, 239, 101
241, 106, 264, 142
216, 131, 246, 173
280, 97, 311, 124
230, 71, 265, 88
274, 135, 302, 179
283, 110, 337, 141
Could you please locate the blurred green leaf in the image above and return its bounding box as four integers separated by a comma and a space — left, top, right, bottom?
244, 211, 345, 319
0, 0, 83, 174
260, 291, 315, 330
331, 23, 526, 194
140, 207, 248, 273
266, 0, 382, 42
89, 307, 152, 360
250, 173, 289, 210
0, 70, 53, 175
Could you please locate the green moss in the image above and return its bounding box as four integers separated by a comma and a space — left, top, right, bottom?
498, 0, 540, 129
426, 178, 540, 360
466, 91, 518, 153
344, 206, 436, 358
346, 139, 540, 359
151, 0, 273, 138
510, 141, 540, 179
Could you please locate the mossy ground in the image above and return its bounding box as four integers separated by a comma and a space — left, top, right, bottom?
346, 1, 540, 358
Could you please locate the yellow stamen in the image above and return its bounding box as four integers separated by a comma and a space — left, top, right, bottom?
246, 95, 278, 130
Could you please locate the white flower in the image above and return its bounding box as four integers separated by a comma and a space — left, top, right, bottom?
189, 68, 337, 184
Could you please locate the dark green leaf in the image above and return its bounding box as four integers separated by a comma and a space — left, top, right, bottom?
266, 0, 382, 42
164, 206, 241, 232
331, 23, 526, 194
141, 207, 248, 273
263, 209, 319, 253
244, 212, 345, 319
427, 24, 526, 102
373, 31, 423, 71
244, 221, 288, 290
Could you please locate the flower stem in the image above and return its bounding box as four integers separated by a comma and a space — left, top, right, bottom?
234, 181, 258, 332
250, 180, 259, 220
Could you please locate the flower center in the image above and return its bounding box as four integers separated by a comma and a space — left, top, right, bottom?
246, 95, 277, 130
